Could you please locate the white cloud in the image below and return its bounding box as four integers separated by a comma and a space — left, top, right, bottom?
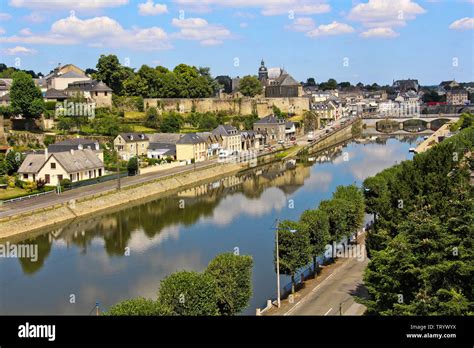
0, 14, 171, 50
138, 0, 168, 16
239, 22, 248, 28
23, 12, 45, 23
172, 17, 233, 46
348, 0, 425, 28
307, 21, 355, 37
0, 28, 4, 35
173, 0, 330, 16
449, 17, 474, 30
285, 17, 316, 32
19, 28, 32, 35
360, 27, 399, 38
2, 46, 37, 55
9, 0, 129, 10
0, 12, 11, 21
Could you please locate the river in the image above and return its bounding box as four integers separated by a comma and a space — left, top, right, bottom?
0, 135, 421, 315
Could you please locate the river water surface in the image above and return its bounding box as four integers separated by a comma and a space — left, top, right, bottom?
0, 135, 421, 315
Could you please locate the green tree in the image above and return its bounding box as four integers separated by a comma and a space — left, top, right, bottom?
158, 271, 219, 316
93, 54, 134, 95
275, 220, 311, 294
104, 298, 171, 316
300, 209, 330, 274
160, 112, 183, 133
10, 71, 45, 118
239, 75, 263, 97
144, 107, 161, 129
127, 157, 138, 176
205, 253, 253, 315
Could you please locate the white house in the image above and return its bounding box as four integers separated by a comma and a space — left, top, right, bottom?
18, 148, 104, 186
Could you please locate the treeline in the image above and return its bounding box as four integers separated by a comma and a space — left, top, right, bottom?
275, 185, 365, 293
0, 63, 41, 79
91, 55, 219, 98
105, 253, 253, 316
361, 120, 474, 315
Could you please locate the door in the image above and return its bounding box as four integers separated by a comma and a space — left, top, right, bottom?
45, 174, 50, 184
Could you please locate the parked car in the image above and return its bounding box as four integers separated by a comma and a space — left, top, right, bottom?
278, 140, 285, 145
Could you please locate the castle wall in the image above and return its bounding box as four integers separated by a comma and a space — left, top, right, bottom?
144, 97, 310, 118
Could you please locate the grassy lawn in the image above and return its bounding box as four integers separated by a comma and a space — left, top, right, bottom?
0, 187, 27, 200
124, 111, 146, 120
127, 124, 156, 133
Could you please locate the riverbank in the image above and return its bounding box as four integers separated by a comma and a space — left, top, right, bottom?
0, 121, 361, 241
0, 162, 244, 241
414, 123, 452, 153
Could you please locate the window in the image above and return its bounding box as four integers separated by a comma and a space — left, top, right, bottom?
95, 92, 98, 96
58, 175, 63, 181
51, 162, 56, 169
104, 92, 108, 96
23, 174, 28, 179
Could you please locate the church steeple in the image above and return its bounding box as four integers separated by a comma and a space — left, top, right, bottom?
258, 59, 268, 81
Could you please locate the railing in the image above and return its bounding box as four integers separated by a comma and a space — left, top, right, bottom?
1, 189, 55, 204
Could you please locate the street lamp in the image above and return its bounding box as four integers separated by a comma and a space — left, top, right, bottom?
271, 219, 297, 308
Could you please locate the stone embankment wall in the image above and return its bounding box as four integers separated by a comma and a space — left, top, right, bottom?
144, 97, 310, 117
305, 120, 359, 154
0, 162, 242, 240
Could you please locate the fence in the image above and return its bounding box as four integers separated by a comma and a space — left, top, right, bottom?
1, 189, 55, 204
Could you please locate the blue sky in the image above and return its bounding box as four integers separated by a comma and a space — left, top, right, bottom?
0, 0, 473, 85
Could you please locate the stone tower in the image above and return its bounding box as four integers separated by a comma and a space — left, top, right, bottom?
258, 59, 268, 82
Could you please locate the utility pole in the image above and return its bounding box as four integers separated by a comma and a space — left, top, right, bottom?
116, 153, 121, 190
275, 218, 281, 308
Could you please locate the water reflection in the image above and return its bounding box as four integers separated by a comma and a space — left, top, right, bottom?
0, 136, 420, 315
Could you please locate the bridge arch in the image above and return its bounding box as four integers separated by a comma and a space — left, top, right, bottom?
402, 119, 427, 132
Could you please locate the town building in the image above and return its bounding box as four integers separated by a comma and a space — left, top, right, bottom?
240, 131, 260, 151
114, 133, 150, 160
311, 101, 341, 120
438, 80, 460, 95
65, 80, 113, 107
258, 60, 303, 98
44, 64, 90, 91
212, 125, 242, 152
253, 115, 286, 144
18, 148, 104, 186
197, 132, 223, 157
446, 88, 469, 105
393, 79, 419, 93
147, 143, 177, 160
176, 133, 207, 163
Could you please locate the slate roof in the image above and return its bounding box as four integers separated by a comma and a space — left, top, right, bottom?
176, 133, 205, 144
48, 138, 99, 153
18, 154, 45, 174
119, 133, 149, 142
148, 142, 176, 156
254, 115, 285, 124
212, 124, 238, 136
148, 133, 182, 144
45, 88, 68, 99
66, 80, 112, 93
52, 149, 103, 173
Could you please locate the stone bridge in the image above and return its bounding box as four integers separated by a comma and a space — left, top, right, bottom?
362, 115, 459, 133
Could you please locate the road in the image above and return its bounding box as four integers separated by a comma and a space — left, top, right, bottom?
0, 159, 217, 219
268, 233, 369, 316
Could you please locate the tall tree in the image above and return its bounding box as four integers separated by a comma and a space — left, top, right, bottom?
205, 253, 253, 315
239, 75, 263, 97
275, 220, 311, 294
10, 71, 44, 118
93, 54, 134, 95
158, 271, 219, 316
300, 209, 330, 275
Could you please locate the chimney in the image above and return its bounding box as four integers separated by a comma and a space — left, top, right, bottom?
95, 142, 99, 151
44, 148, 48, 160
70, 149, 74, 156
